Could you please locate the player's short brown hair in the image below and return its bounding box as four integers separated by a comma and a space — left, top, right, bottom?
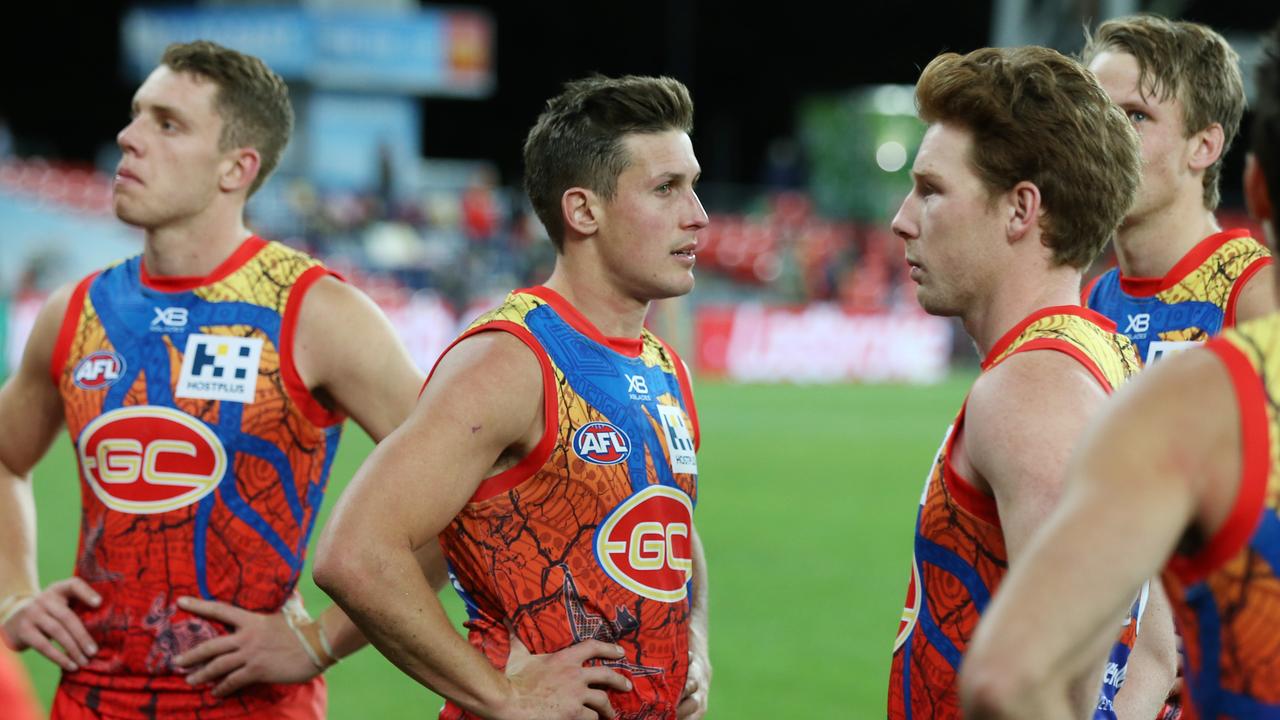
523, 74, 694, 250
162, 40, 293, 197
1082, 15, 1244, 211
915, 46, 1140, 269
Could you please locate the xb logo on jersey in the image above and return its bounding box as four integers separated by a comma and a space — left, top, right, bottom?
1125, 313, 1150, 334
73, 350, 126, 390
77, 406, 227, 514
573, 421, 631, 465
151, 306, 189, 332
595, 485, 694, 602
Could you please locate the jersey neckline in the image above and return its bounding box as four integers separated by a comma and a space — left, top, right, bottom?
140, 236, 267, 292
521, 285, 645, 357
1117, 228, 1254, 297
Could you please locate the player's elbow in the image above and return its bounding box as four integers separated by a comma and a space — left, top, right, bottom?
959, 650, 1048, 720
313, 527, 366, 605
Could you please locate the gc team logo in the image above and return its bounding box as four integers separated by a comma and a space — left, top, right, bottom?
77, 406, 227, 514
595, 485, 694, 602
73, 350, 126, 390
572, 421, 630, 465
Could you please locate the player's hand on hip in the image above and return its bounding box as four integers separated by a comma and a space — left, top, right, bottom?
173, 596, 321, 697
503, 634, 632, 720
677, 650, 711, 720
0, 578, 100, 672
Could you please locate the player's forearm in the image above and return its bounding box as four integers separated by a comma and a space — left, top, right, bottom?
1112, 583, 1177, 720
0, 464, 39, 600
315, 542, 512, 718
688, 529, 709, 661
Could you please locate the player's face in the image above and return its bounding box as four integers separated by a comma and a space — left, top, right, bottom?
595, 130, 708, 301
892, 122, 1005, 317
113, 66, 232, 230
1089, 50, 1196, 224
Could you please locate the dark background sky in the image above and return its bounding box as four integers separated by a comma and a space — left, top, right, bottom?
1, 1, 1277, 194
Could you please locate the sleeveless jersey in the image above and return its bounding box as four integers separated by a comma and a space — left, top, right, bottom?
889, 306, 1141, 719
436, 287, 700, 720
50, 237, 344, 718
1164, 316, 1280, 719
1085, 229, 1271, 364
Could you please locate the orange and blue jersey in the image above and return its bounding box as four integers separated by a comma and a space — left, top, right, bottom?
889, 306, 1141, 720
1084, 229, 1271, 364
50, 237, 343, 718
1166, 316, 1280, 719
435, 286, 700, 720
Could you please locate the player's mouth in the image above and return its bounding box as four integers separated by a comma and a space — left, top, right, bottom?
114, 167, 144, 187
906, 257, 924, 282
671, 241, 697, 265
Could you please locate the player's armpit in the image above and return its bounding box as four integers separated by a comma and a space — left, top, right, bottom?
289, 275, 424, 443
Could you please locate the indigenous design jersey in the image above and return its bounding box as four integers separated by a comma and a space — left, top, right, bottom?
1085, 229, 1271, 365
888, 307, 1141, 720
51, 237, 343, 718
1165, 316, 1280, 719
437, 287, 700, 720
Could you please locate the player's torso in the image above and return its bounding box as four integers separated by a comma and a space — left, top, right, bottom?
53, 238, 342, 717
1086, 230, 1270, 364
439, 288, 699, 720
889, 307, 1139, 720
1165, 315, 1280, 719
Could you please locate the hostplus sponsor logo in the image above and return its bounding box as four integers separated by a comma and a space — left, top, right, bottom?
176, 334, 263, 404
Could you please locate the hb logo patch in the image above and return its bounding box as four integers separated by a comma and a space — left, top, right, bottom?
176, 334, 263, 404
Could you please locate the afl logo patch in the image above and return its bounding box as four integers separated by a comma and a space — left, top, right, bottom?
73, 350, 126, 390
572, 421, 631, 465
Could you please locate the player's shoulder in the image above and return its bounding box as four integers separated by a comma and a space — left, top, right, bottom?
970, 348, 1104, 431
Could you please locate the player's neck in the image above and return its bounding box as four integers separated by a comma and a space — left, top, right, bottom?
1115, 200, 1220, 280
542, 265, 648, 339
141, 208, 253, 278
965, 265, 1083, 359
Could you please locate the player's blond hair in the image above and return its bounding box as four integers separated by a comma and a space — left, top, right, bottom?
162, 40, 293, 197
1082, 15, 1244, 211
523, 74, 694, 250
915, 46, 1140, 269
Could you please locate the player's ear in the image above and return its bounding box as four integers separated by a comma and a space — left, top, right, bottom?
562, 187, 600, 237
1005, 181, 1042, 244
1245, 153, 1274, 224
219, 147, 261, 194
1188, 122, 1226, 171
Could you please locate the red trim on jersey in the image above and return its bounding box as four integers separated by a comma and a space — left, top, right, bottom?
982, 305, 1116, 370
1080, 272, 1105, 307
1167, 340, 1269, 586
50, 272, 100, 386
521, 286, 644, 357
939, 405, 1001, 525
1117, 229, 1253, 297
658, 338, 700, 450
140, 236, 268, 292
421, 321, 559, 504
279, 266, 347, 428
1007, 337, 1116, 392
1224, 256, 1273, 328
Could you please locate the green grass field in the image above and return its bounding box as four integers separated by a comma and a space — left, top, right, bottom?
19, 374, 974, 717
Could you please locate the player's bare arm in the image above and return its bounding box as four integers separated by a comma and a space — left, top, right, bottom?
1231, 263, 1277, 324
960, 347, 1238, 719
174, 276, 429, 694
678, 528, 710, 720
314, 330, 630, 720
1112, 582, 1178, 720
0, 283, 104, 672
